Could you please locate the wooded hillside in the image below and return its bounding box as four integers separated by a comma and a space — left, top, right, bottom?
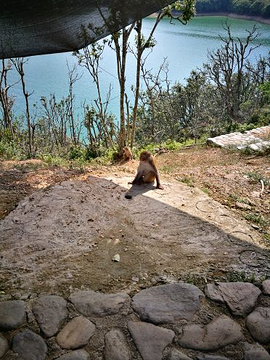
196, 0, 270, 18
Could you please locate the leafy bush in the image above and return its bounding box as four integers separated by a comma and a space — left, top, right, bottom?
0, 140, 24, 160
68, 146, 85, 160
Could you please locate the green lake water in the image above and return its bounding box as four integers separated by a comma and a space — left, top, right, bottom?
9, 16, 270, 118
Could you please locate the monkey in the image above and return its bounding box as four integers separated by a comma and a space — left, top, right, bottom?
122, 146, 133, 161
129, 151, 163, 189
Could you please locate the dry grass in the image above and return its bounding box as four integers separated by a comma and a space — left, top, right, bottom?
157, 145, 270, 242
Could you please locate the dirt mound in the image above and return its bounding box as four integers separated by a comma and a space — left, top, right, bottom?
1, 173, 269, 296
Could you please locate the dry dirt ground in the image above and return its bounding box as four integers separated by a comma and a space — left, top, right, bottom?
0, 146, 269, 296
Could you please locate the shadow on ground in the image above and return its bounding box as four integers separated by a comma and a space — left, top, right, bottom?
0, 174, 269, 295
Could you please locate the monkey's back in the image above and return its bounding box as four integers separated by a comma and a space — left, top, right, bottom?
140, 161, 156, 183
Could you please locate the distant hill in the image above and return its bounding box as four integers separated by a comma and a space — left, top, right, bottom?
196, 0, 270, 19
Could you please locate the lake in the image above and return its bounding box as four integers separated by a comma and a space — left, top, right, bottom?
9, 16, 270, 118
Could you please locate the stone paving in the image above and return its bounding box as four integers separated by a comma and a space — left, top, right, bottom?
207, 126, 270, 153
1, 281, 270, 360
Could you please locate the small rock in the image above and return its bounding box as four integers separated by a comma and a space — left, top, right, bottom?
178, 315, 242, 351
246, 307, 270, 344
12, 330, 47, 360
205, 282, 261, 316
55, 349, 90, 360
32, 295, 68, 337
262, 280, 270, 295
244, 342, 270, 360
235, 202, 251, 210
69, 290, 129, 317
0, 335, 8, 358
249, 141, 270, 153
249, 143, 260, 152
168, 348, 193, 360
112, 254, 120, 262
131, 283, 204, 324
104, 329, 131, 360
0, 300, 25, 330
56, 316, 95, 349
128, 321, 174, 360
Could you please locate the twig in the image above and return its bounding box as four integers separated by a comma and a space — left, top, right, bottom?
260, 179, 265, 197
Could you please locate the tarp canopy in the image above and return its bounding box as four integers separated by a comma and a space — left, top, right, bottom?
0, 0, 173, 59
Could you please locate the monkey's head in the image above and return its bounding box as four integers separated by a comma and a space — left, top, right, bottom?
139, 151, 152, 161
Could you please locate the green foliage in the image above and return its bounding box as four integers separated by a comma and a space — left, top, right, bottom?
136, 24, 269, 144
64, 144, 117, 163
233, 122, 258, 133
245, 212, 268, 227
38, 144, 117, 167
177, 176, 195, 187
84, 145, 112, 161
83, 105, 117, 153
170, 0, 196, 23
264, 233, 270, 243
196, 0, 230, 13
250, 106, 270, 127
226, 270, 260, 283
232, 0, 252, 15
264, 3, 270, 16
196, 0, 270, 18
0, 13, 269, 160
163, 140, 183, 150
259, 81, 270, 101
201, 187, 210, 195
0, 140, 23, 160
68, 146, 85, 160
39, 154, 69, 167
0, 127, 15, 143
0, 125, 26, 160
250, 0, 266, 16
245, 171, 270, 186
139, 140, 192, 154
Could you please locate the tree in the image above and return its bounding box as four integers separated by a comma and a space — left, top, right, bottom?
77, 0, 197, 153
232, 0, 252, 15
136, 59, 177, 144
74, 0, 195, 154
66, 63, 82, 146
135, 24, 269, 143
263, 3, 270, 17
11, 58, 34, 157
109, 25, 136, 152
203, 23, 260, 130
110, 0, 196, 152
0, 59, 15, 138
75, 41, 117, 154
250, 0, 265, 16
178, 70, 212, 141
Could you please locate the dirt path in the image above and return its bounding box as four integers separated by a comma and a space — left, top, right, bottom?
1, 163, 269, 296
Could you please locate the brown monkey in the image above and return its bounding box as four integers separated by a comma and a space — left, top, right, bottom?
123, 146, 133, 161
129, 151, 163, 189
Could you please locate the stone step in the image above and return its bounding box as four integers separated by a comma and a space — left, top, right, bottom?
207, 125, 270, 153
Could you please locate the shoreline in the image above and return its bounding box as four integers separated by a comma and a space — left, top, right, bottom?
147, 12, 270, 25
195, 12, 270, 25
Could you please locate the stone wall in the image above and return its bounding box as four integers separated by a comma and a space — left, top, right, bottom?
1, 281, 270, 359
